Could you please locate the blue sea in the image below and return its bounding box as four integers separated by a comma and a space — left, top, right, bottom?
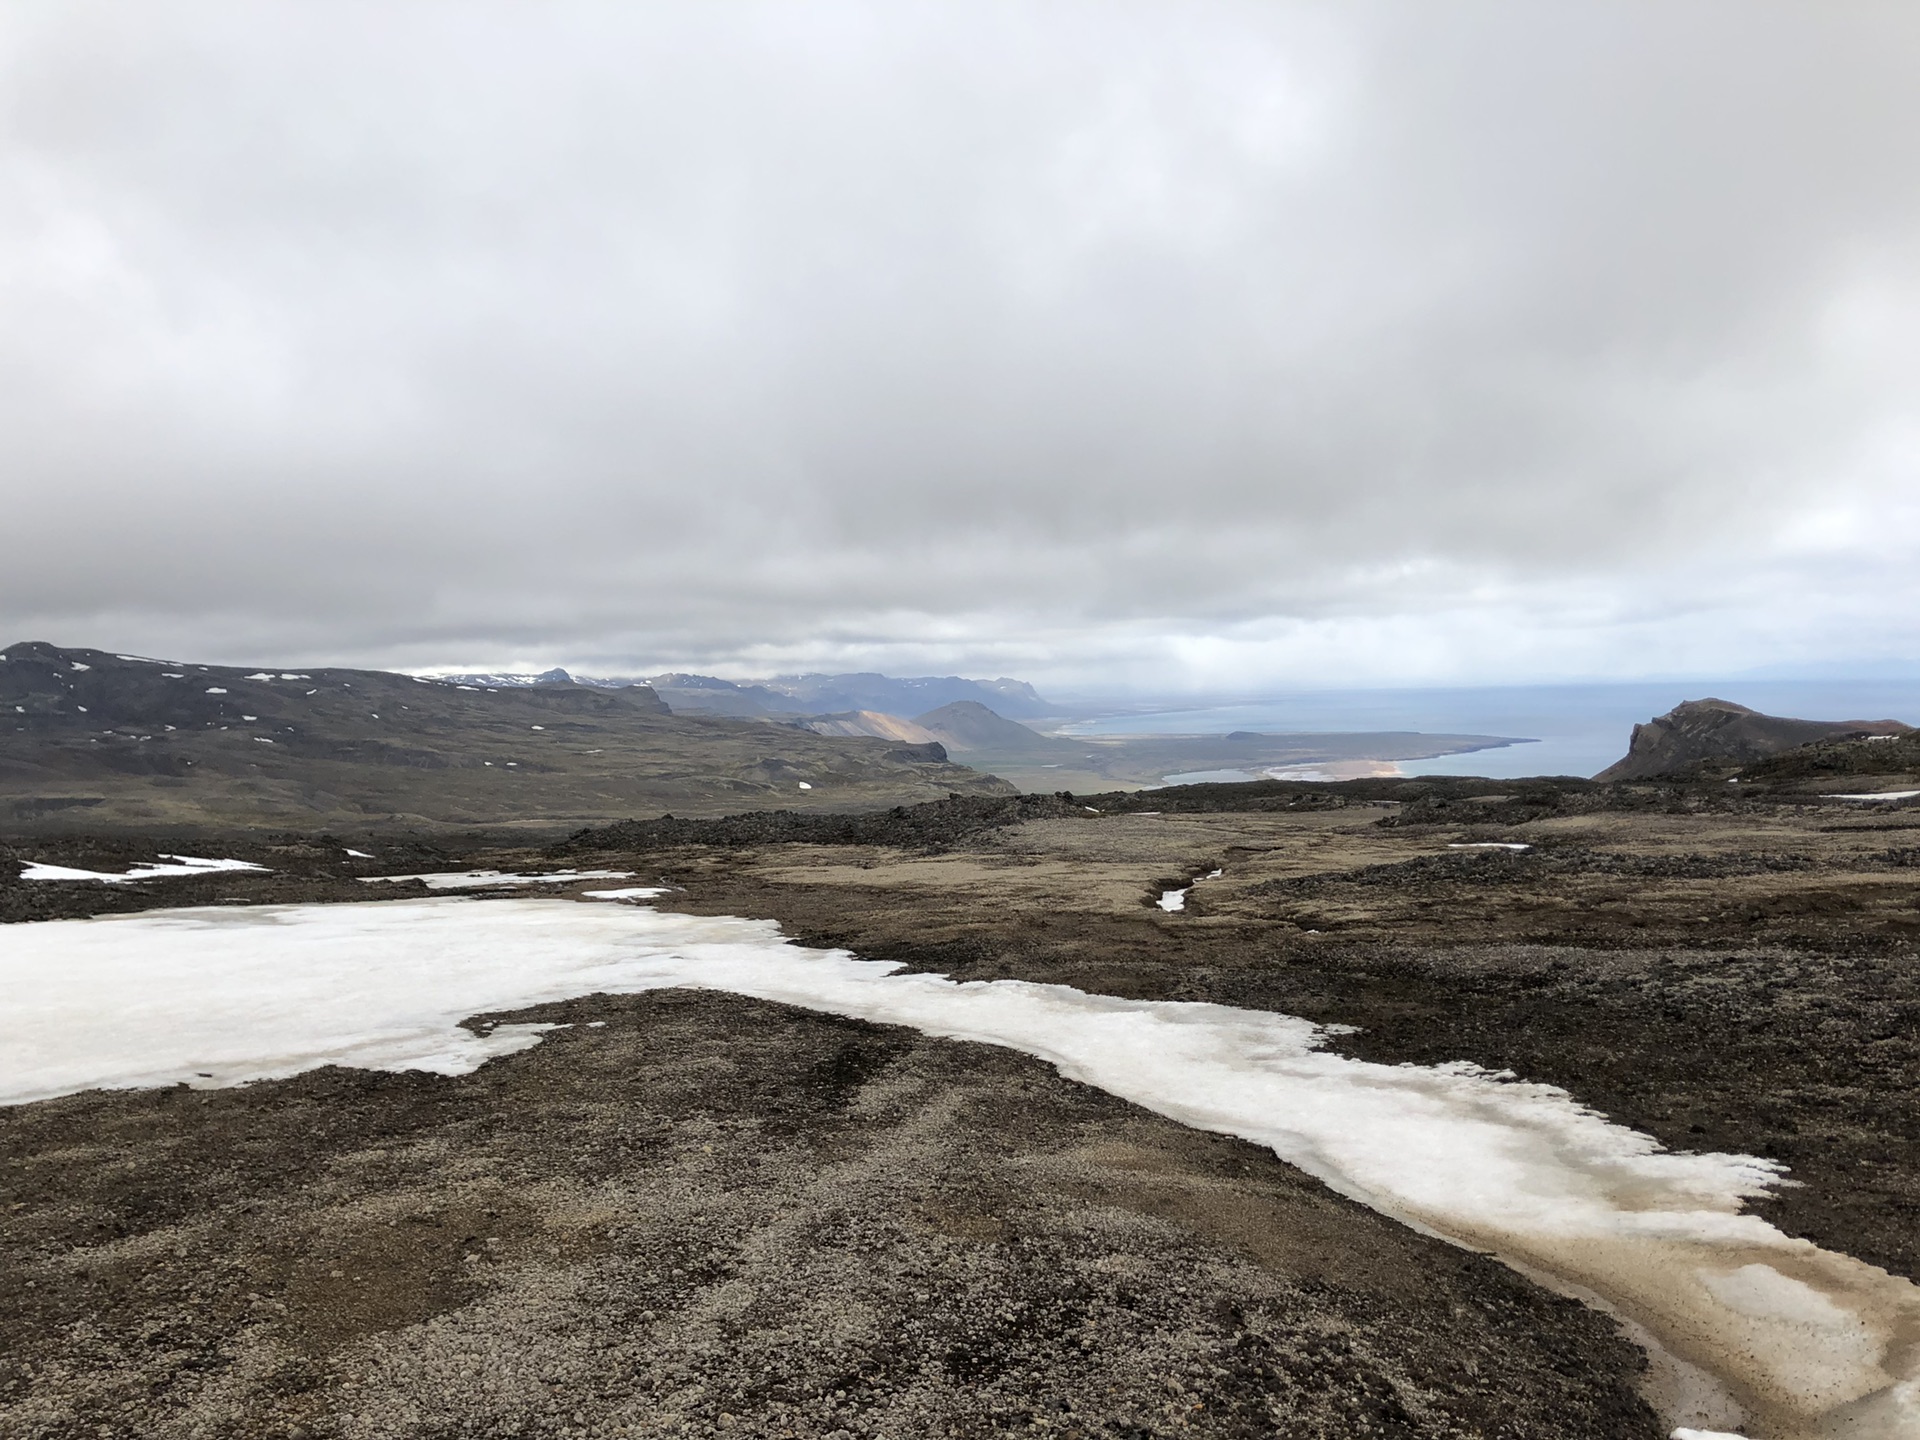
1056, 680, 1920, 780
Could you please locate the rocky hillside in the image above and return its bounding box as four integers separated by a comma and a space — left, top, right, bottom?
0, 642, 1011, 833
912, 700, 1071, 755
799, 711, 943, 746
1597, 698, 1911, 780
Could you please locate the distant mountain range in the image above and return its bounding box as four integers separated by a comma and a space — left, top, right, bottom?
437, 669, 1051, 720
38, 643, 1893, 834
0, 642, 1011, 832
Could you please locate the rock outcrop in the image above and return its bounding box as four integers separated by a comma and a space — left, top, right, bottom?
1597, 698, 1911, 780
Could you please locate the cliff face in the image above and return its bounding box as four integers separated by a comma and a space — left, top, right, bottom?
1596, 698, 1911, 780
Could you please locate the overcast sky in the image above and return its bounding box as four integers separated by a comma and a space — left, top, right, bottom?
3, 2, 1918, 694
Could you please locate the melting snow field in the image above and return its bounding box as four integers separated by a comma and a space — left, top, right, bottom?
3, 897, 1917, 1439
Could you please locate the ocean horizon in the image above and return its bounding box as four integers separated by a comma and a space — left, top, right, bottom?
1055, 679, 1920, 781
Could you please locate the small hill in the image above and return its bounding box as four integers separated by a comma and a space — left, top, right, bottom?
1597, 699, 1912, 780
644, 672, 1051, 719
0, 642, 1012, 833
912, 700, 1065, 755
801, 711, 942, 746
776, 674, 1049, 719
449, 671, 1056, 720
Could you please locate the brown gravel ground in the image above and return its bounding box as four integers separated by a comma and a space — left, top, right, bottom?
609, 803, 1920, 1287
1, 992, 1656, 1439
5, 779, 1917, 1437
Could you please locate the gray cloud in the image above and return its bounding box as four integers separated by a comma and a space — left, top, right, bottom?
3, 1, 1918, 690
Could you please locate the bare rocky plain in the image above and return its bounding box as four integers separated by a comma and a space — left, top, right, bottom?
5, 737, 1920, 1438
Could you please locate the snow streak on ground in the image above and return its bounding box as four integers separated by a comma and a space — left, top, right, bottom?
355, 870, 634, 890
18, 856, 269, 883
1, 898, 1915, 1438
1158, 868, 1224, 912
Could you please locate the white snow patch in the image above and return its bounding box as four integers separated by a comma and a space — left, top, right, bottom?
1159, 868, 1222, 911
254, 737, 274, 744
70, 662, 90, 671
581, 887, 669, 901
1449, 842, 1533, 851
345, 849, 374, 859
357, 870, 634, 891
530, 725, 544, 730
163, 673, 185, 678
244, 672, 274, 681
19, 856, 268, 884
1671, 1430, 1748, 1440
281, 673, 308, 680
205, 687, 227, 694
797, 781, 813, 790
241, 714, 258, 721
3, 897, 1918, 1435
1828, 790, 1920, 803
